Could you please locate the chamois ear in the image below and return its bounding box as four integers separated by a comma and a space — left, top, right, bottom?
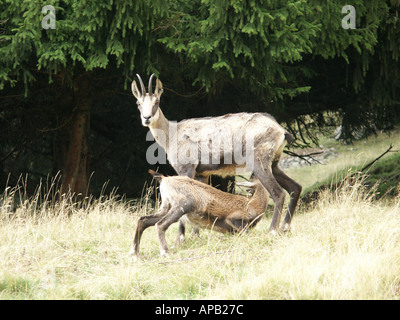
131, 80, 142, 100
148, 169, 164, 182
154, 79, 163, 100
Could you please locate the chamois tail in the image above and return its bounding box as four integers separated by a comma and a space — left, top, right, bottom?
284, 131, 294, 145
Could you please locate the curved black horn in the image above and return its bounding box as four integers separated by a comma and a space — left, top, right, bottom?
136, 74, 146, 96
148, 73, 156, 95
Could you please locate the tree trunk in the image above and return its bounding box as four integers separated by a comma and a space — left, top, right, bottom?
60, 74, 92, 198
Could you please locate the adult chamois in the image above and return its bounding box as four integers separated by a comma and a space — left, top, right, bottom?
130, 170, 269, 260
131, 74, 301, 236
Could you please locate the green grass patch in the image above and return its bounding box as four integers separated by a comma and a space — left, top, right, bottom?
365, 151, 400, 197
284, 126, 400, 201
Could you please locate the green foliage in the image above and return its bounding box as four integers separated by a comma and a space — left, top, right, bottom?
158, 0, 321, 99
1, 0, 398, 107
156, 0, 396, 102
0, 0, 169, 88
0, 0, 399, 197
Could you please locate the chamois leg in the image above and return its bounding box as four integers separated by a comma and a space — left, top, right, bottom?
252, 157, 285, 235
176, 219, 187, 244
190, 175, 208, 236
156, 205, 186, 257
130, 205, 169, 260
272, 161, 302, 232
176, 165, 201, 243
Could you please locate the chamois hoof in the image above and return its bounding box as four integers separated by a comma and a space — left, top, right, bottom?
268, 229, 279, 237
192, 227, 200, 237
280, 223, 291, 233
160, 250, 170, 259
175, 234, 185, 245
128, 249, 139, 262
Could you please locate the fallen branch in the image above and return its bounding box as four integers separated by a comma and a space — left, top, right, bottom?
283, 150, 324, 165
358, 144, 397, 173
302, 144, 399, 204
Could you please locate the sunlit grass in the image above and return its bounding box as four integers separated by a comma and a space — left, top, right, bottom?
1, 173, 400, 299
1, 128, 400, 299
284, 126, 400, 194
209, 178, 400, 299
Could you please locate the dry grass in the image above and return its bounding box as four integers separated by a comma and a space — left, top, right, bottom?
1, 173, 400, 300
1, 128, 400, 299
209, 178, 400, 299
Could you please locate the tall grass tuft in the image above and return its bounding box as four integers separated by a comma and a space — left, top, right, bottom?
1, 173, 399, 299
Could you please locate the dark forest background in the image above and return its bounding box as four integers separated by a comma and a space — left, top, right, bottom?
1, 0, 399, 198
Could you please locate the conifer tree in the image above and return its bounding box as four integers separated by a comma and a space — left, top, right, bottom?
159, 0, 399, 140
1, 0, 399, 197
1, 0, 169, 195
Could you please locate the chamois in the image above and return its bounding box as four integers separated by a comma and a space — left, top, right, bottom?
130, 170, 269, 260
131, 74, 301, 237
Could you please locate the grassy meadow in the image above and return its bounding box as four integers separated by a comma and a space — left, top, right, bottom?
1, 128, 400, 300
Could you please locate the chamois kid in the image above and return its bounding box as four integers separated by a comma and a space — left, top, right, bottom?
130, 170, 269, 260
